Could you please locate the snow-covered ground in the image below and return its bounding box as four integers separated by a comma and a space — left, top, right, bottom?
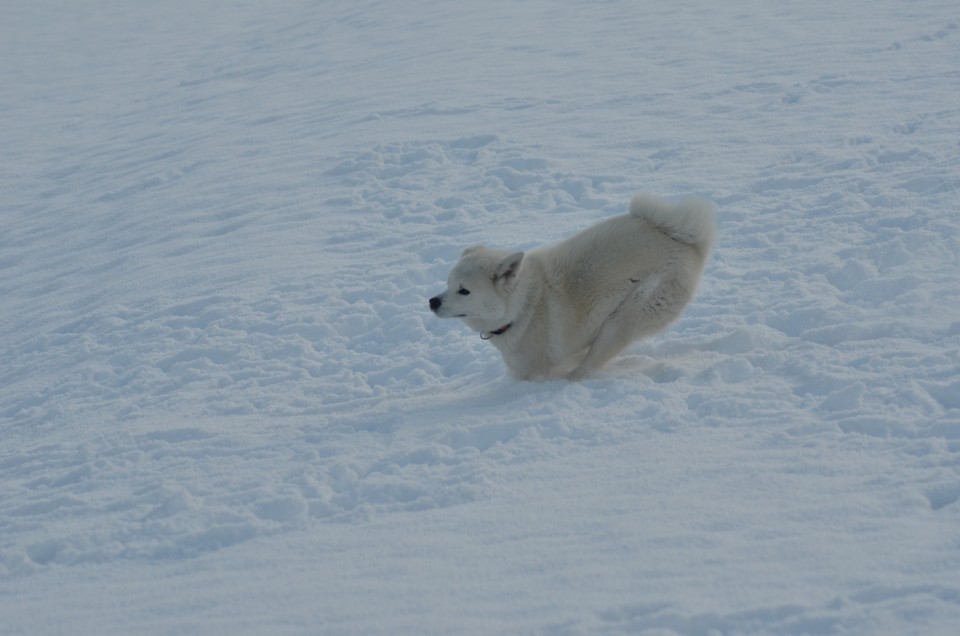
3, 0, 959, 633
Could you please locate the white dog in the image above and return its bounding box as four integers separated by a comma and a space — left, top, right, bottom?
429, 194, 715, 380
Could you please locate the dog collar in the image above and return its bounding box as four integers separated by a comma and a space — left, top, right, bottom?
480, 323, 512, 340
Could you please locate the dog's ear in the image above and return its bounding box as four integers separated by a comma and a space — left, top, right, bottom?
494, 252, 524, 286
462, 245, 484, 257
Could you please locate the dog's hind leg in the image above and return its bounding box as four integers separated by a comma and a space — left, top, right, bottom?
567, 276, 690, 380
567, 308, 638, 380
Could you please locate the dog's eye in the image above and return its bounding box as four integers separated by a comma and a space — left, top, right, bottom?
458, 288, 471, 296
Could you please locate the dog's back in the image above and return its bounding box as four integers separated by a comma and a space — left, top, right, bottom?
541, 195, 714, 301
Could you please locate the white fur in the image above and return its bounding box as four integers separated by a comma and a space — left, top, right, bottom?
429, 194, 716, 380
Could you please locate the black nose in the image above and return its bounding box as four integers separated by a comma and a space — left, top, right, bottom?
429, 296, 442, 312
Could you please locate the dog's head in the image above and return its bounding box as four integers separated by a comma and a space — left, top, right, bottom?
429, 246, 524, 330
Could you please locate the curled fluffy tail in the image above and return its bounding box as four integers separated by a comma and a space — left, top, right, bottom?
629, 193, 716, 258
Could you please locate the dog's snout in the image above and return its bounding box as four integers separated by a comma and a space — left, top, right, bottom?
429, 296, 442, 312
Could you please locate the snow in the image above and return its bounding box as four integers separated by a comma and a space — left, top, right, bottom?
2, 0, 959, 633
